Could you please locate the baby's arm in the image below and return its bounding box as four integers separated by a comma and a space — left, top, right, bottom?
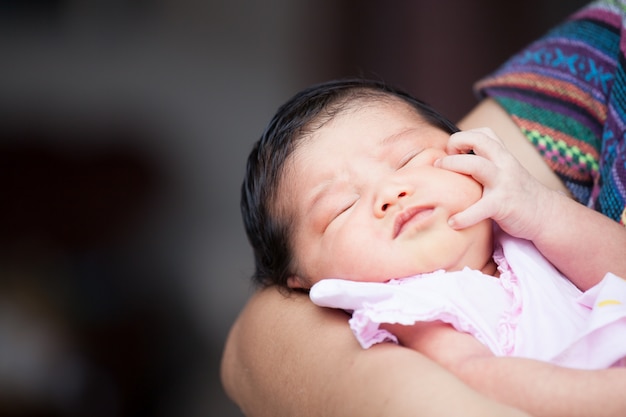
386, 321, 626, 417
437, 127, 626, 290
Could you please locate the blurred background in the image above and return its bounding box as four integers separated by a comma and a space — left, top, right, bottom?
0, 1, 589, 416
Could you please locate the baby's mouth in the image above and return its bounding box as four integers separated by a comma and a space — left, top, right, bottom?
393, 206, 435, 238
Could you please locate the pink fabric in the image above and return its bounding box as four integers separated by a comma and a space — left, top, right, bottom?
310, 231, 626, 370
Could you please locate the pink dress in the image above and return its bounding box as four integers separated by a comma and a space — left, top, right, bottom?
310, 230, 626, 370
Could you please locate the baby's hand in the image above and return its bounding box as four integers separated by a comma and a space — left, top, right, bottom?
436, 128, 557, 241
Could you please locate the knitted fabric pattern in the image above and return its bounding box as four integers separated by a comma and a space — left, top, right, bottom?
476, 0, 626, 225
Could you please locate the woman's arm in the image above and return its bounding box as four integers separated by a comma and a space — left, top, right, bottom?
221, 287, 529, 417
462, 355, 626, 417
458, 99, 626, 290
388, 320, 626, 417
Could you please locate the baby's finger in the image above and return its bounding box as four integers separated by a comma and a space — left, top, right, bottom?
447, 129, 507, 161
436, 153, 498, 185
448, 199, 494, 230
457, 127, 504, 146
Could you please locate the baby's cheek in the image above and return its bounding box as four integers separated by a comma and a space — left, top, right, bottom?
456, 176, 484, 207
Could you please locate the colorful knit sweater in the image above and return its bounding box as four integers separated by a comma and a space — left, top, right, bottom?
476, 0, 626, 225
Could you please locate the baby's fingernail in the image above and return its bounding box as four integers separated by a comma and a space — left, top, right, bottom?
434, 158, 441, 167
447, 217, 456, 227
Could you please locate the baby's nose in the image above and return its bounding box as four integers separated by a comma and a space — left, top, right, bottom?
375, 190, 407, 217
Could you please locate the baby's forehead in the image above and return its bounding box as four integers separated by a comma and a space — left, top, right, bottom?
281, 96, 445, 178
288, 110, 446, 178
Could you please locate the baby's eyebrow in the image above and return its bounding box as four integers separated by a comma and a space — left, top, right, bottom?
380, 127, 418, 147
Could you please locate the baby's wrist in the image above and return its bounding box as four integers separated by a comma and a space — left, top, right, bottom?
529, 187, 565, 242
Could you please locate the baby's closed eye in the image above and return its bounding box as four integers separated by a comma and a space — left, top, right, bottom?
332, 197, 358, 220
397, 148, 424, 169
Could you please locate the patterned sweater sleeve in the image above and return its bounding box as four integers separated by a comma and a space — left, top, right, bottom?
475, 0, 626, 225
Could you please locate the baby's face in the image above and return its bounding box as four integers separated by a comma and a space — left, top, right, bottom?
281, 100, 493, 288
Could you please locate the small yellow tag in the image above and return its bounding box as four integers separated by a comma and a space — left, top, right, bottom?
598, 299, 622, 307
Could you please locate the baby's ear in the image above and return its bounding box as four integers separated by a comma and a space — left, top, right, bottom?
287, 274, 309, 289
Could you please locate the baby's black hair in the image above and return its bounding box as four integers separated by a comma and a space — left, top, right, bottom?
241, 78, 459, 288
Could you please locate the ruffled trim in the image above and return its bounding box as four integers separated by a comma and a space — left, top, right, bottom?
492, 244, 523, 356
347, 268, 517, 353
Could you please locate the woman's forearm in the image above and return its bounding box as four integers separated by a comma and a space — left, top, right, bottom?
393, 321, 626, 417
221, 287, 529, 417
456, 355, 626, 417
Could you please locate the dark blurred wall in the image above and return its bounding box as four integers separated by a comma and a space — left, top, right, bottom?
324, 0, 590, 122
0, 1, 589, 416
